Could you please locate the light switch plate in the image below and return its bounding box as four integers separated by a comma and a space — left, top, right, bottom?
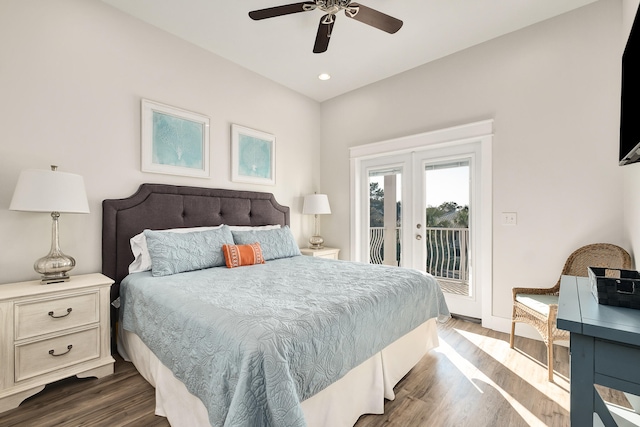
502, 212, 517, 225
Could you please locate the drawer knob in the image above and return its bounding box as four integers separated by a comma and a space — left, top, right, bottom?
48, 308, 72, 318
49, 344, 73, 357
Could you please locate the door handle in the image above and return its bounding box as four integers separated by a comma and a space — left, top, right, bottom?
416, 234, 422, 240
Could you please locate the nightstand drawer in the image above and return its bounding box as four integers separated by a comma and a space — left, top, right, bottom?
15, 327, 100, 382
15, 292, 99, 340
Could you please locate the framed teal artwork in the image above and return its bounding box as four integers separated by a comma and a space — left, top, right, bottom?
141, 99, 210, 178
231, 124, 276, 185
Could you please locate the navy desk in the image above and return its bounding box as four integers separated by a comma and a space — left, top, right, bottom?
557, 275, 640, 426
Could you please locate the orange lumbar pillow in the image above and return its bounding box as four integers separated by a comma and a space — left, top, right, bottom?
222, 242, 265, 268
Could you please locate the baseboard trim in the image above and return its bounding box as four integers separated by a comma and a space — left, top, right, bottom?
451, 313, 481, 324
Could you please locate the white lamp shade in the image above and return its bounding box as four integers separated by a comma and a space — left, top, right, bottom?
10, 168, 90, 214
302, 194, 331, 215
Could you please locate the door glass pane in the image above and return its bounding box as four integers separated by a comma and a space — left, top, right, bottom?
424, 161, 470, 296
368, 168, 402, 266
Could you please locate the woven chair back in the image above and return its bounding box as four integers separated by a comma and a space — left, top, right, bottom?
561, 243, 632, 278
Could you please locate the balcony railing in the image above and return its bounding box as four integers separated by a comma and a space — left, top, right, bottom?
370, 227, 469, 286
424, 227, 469, 283
369, 227, 400, 265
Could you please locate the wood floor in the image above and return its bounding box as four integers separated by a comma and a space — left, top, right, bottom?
0, 317, 628, 427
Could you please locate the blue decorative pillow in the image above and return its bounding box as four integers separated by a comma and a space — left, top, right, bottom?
144, 225, 234, 276
231, 226, 301, 261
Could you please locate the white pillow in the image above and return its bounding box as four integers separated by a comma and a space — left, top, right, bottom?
128, 224, 282, 274
226, 224, 281, 231
128, 225, 223, 274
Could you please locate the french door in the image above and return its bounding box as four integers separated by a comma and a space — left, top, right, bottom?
358, 143, 483, 319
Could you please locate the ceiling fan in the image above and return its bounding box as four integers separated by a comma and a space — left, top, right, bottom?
248, 0, 403, 53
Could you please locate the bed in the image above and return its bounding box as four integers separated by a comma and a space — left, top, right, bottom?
102, 184, 450, 427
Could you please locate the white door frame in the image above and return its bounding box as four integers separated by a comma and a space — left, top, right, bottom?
349, 120, 493, 326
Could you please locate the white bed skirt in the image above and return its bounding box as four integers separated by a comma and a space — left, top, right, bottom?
118, 318, 439, 427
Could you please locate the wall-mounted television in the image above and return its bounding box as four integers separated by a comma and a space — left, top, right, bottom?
620, 3, 640, 165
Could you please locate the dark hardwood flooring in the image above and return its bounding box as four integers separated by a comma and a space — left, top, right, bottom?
0, 317, 628, 427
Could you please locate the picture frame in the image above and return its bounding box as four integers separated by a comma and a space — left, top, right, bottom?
141, 99, 210, 178
231, 124, 276, 185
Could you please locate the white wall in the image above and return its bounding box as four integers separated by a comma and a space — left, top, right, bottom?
320, 0, 625, 326
0, 0, 321, 284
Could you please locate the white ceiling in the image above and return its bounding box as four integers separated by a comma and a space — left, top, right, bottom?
101, 0, 598, 102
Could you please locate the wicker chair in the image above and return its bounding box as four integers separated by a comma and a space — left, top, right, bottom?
510, 243, 632, 381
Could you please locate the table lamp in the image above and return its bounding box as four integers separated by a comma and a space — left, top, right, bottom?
9, 165, 90, 284
302, 193, 331, 249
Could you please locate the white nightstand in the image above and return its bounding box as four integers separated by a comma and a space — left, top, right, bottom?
300, 247, 340, 260
0, 273, 115, 413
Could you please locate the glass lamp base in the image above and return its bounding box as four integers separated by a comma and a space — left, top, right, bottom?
308, 235, 324, 250
35, 253, 75, 284
36, 212, 75, 284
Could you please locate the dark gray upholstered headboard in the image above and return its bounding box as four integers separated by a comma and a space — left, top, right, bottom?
102, 183, 290, 301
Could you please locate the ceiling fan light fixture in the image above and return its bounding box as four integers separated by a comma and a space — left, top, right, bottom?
318, 73, 331, 80
249, 0, 403, 53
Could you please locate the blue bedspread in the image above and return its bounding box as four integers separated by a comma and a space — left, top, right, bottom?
120, 256, 450, 427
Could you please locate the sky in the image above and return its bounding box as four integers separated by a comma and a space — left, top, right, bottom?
425, 166, 469, 207
370, 164, 469, 207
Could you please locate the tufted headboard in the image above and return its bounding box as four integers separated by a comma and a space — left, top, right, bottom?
102, 183, 290, 302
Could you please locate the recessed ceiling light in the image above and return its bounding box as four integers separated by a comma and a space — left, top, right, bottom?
318, 73, 331, 81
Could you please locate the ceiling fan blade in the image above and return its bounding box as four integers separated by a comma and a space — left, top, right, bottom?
345, 3, 403, 34
313, 14, 335, 54
249, 2, 316, 20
